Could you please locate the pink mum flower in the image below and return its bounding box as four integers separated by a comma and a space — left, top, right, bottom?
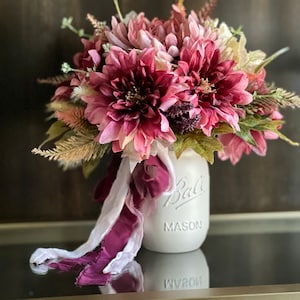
176, 39, 252, 136
106, 13, 174, 63
106, 4, 216, 62
83, 46, 184, 159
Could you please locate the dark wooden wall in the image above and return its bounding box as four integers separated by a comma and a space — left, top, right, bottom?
1, 0, 300, 222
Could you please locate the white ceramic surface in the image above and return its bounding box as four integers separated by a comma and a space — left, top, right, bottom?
143, 148, 210, 253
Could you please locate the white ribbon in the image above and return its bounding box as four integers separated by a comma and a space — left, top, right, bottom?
30, 157, 136, 266
30, 141, 174, 280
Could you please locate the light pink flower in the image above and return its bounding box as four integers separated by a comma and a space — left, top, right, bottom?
218, 131, 267, 165
83, 46, 185, 159
218, 109, 283, 164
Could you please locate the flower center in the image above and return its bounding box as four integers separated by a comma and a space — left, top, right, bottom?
198, 78, 216, 94
125, 86, 145, 105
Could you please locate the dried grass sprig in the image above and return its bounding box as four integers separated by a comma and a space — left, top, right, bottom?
32, 133, 111, 169
37, 74, 72, 85
86, 13, 107, 36
199, 0, 218, 21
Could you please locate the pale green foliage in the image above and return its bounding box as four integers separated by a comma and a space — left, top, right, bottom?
174, 124, 233, 164
238, 115, 299, 146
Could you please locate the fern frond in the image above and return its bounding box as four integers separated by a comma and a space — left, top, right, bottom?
250, 88, 300, 112
247, 93, 278, 114
47, 101, 96, 134
55, 107, 92, 134
274, 88, 300, 108
32, 133, 111, 169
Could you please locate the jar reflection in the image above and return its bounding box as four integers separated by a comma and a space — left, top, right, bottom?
138, 248, 209, 291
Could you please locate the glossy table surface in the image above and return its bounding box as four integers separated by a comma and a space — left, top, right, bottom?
1, 212, 300, 300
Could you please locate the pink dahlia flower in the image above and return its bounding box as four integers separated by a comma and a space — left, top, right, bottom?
176, 39, 252, 136
83, 46, 184, 160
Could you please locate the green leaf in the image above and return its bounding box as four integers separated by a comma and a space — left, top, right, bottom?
39, 120, 69, 148
174, 130, 223, 164
82, 156, 102, 178
236, 124, 257, 145
276, 130, 299, 146
213, 123, 234, 135
82, 143, 111, 178
239, 115, 282, 132
238, 115, 299, 146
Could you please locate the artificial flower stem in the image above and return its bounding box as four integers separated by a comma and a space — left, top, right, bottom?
61, 62, 87, 75
255, 47, 290, 73
113, 0, 124, 23
61, 17, 91, 39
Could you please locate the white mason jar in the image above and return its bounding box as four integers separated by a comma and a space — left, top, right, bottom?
142, 148, 210, 253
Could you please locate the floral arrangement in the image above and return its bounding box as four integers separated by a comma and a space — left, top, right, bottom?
30, 0, 300, 286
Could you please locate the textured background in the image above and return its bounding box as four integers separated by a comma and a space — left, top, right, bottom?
0, 0, 299, 222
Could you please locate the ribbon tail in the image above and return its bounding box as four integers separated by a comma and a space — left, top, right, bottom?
73, 157, 134, 256
30, 157, 136, 265
103, 213, 143, 275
